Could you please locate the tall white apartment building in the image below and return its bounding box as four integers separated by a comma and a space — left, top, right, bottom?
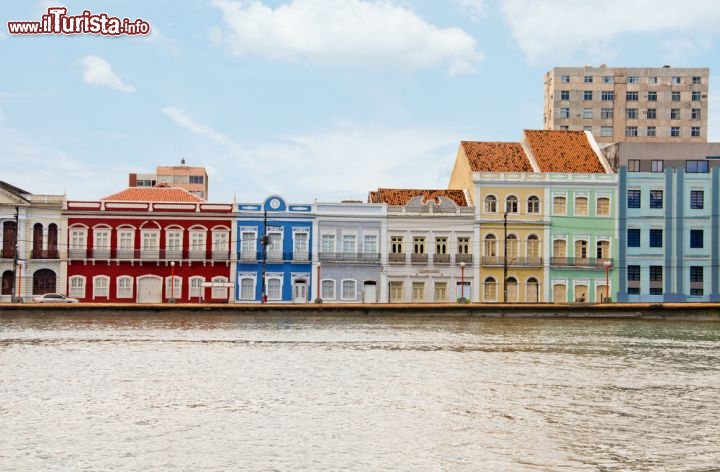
544, 66, 709, 145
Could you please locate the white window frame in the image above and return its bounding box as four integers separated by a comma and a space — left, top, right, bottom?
211, 276, 228, 300
189, 276, 205, 299
239, 276, 256, 301
93, 275, 110, 299
363, 233, 378, 254
165, 275, 182, 300
166, 229, 183, 257
116, 276, 133, 299
241, 229, 257, 260
141, 230, 160, 259
321, 232, 336, 253
321, 279, 336, 300
69, 276, 86, 299
341, 279, 357, 301
266, 275, 283, 300
342, 232, 357, 254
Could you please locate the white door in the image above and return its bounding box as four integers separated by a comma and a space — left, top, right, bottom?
137, 276, 162, 303
293, 280, 307, 303
363, 282, 377, 303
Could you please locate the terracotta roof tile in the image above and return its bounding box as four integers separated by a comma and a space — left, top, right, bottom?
524, 130, 607, 173
368, 188, 468, 206
460, 141, 532, 172
101, 186, 205, 202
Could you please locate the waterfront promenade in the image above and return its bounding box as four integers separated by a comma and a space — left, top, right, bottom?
1, 302, 719, 320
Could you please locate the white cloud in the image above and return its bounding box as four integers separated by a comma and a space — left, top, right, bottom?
78, 55, 135, 92
211, 0, 483, 74
161, 106, 462, 202
501, 0, 720, 63
455, 0, 486, 21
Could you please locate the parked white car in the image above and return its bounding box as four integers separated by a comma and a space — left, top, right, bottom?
33, 293, 79, 303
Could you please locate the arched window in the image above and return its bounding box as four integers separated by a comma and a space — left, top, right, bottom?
189, 276, 205, 299
484, 195, 497, 213
1, 270, 14, 295
484, 234, 497, 257
2, 221, 17, 258
575, 240, 588, 259
527, 196, 540, 213
553, 239, 567, 258
267, 277, 282, 300
526, 277, 539, 302
33, 223, 43, 256
597, 240, 610, 259
117, 276, 133, 299
211, 276, 228, 300
33, 269, 56, 295
505, 195, 518, 213
506, 277, 518, 303
553, 283, 567, 303
483, 277, 497, 302
527, 234, 540, 259
239, 277, 255, 300
48, 224, 58, 258
575, 196, 588, 216
321, 279, 336, 300
506, 234, 518, 258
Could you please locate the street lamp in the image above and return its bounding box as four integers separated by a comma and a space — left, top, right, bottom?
603, 260, 612, 303
459, 261, 466, 303
170, 261, 176, 303
315, 262, 322, 303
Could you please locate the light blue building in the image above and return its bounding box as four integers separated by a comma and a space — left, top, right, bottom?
610, 142, 720, 302
235, 196, 313, 303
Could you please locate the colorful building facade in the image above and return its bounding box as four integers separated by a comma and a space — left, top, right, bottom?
1, 182, 67, 302
65, 187, 234, 303
236, 196, 313, 303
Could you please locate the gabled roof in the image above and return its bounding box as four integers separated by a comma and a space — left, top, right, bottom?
368, 188, 469, 206
460, 141, 532, 172
523, 130, 608, 173
101, 186, 205, 202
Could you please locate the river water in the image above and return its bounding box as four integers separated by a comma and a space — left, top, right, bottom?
1, 314, 718, 471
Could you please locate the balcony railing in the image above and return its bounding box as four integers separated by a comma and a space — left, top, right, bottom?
91, 248, 111, 259
434, 254, 450, 264
30, 249, 59, 259
211, 250, 230, 261
389, 253, 406, 263
239, 252, 257, 263
550, 257, 613, 268
319, 252, 380, 263
455, 253, 473, 264
411, 253, 428, 264
481, 256, 543, 267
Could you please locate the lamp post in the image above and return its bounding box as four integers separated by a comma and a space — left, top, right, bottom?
459, 261, 466, 302
603, 260, 612, 303
170, 261, 176, 303
315, 262, 322, 303
17, 259, 23, 303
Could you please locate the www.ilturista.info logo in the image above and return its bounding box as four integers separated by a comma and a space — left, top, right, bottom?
7, 7, 150, 36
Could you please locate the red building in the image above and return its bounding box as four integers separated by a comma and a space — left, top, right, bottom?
65, 187, 234, 303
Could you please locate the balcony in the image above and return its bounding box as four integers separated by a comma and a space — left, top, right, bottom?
389, 253, 406, 264
411, 253, 428, 264
550, 257, 613, 268
293, 250, 309, 263
481, 256, 543, 267
68, 248, 88, 260
433, 254, 450, 264
239, 251, 257, 263
91, 248, 111, 259
30, 249, 59, 259
319, 252, 380, 264
188, 250, 206, 261
455, 253, 473, 264
212, 250, 230, 261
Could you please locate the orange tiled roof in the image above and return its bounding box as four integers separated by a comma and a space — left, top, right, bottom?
368, 188, 468, 206
101, 186, 205, 202
524, 130, 607, 173
460, 141, 532, 172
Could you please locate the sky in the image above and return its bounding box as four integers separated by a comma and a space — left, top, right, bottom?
2, 0, 720, 204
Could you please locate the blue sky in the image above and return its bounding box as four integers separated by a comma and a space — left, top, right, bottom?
2, 0, 720, 203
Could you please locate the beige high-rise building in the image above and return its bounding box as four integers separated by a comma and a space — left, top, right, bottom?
128, 159, 209, 200
544, 66, 709, 145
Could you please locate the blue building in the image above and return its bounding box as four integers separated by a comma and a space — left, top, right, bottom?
609, 142, 720, 302
235, 196, 313, 303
